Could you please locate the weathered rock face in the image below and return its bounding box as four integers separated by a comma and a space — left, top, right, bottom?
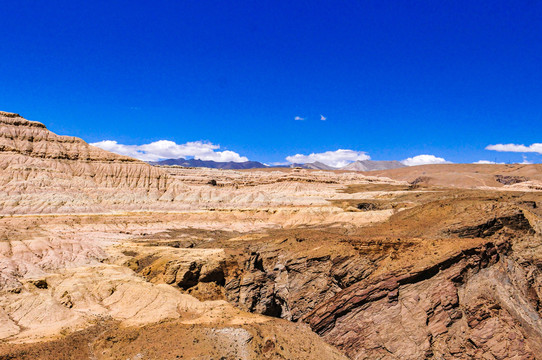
224, 245, 375, 320
0, 111, 137, 161
215, 196, 542, 360
0, 111, 170, 214
121, 245, 227, 290
223, 238, 542, 359
292, 215, 542, 360
304, 242, 508, 358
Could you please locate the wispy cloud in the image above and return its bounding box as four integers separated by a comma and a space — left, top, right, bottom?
285, 149, 370, 168
401, 154, 450, 166
485, 143, 542, 154
294, 116, 305, 121
320, 114, 326, 121
90, 140, 249, 162
521, 155, 532, 164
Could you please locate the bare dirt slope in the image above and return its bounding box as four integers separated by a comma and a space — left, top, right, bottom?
1, 112, 542, 359
369, 163, 542, 189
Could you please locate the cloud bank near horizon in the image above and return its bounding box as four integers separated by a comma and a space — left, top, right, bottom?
285, 149, 371, 168
486, 143, 542, 154
91, 140, 456, 168
285, 150, 451, 167
90, 140, 249, 162
401, 154, 450, 166
473, 160, 503, 164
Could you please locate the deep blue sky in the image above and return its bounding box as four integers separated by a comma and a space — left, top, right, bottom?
1, 1, 542, 164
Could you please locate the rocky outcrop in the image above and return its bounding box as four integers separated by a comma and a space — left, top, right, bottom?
122, 246, 227, 290
0, 112, 170, 214
448, 210, 535, 238
495, 174, 529, 185
0, 111, 136, 161
305, 242, 504, 331
215, 198, 542, 359
301, 239, 542, 359
223, 238, 376, 321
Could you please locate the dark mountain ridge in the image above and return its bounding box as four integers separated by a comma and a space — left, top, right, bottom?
150, 158, 268, 169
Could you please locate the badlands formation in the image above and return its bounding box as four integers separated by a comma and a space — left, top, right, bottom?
1, 110, 542, 359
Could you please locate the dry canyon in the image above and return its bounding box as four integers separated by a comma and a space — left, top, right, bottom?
1, 111, 542, 359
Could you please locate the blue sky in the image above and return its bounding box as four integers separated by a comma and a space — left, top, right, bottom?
1, 1, 542, 166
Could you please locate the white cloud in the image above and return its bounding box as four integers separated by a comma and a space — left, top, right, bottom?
401, 154, 450, 166
473, 160, 503, 164
90, 140, 249, 162
485, 143, 542, 154
294, 116, 305, 121
285, 149, 370, 168
520, 155, 532, 164
474, 157, 533, 165
320, 115, 326, 121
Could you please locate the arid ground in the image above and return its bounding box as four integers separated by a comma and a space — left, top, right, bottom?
1, 111, 542, 359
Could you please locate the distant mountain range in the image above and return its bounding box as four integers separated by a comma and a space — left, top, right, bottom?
288, 161, 337, 170
340, 160, 405, 171
151, 158, 406, 171
290, 160, 405, 171
150, 158, 268, 169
